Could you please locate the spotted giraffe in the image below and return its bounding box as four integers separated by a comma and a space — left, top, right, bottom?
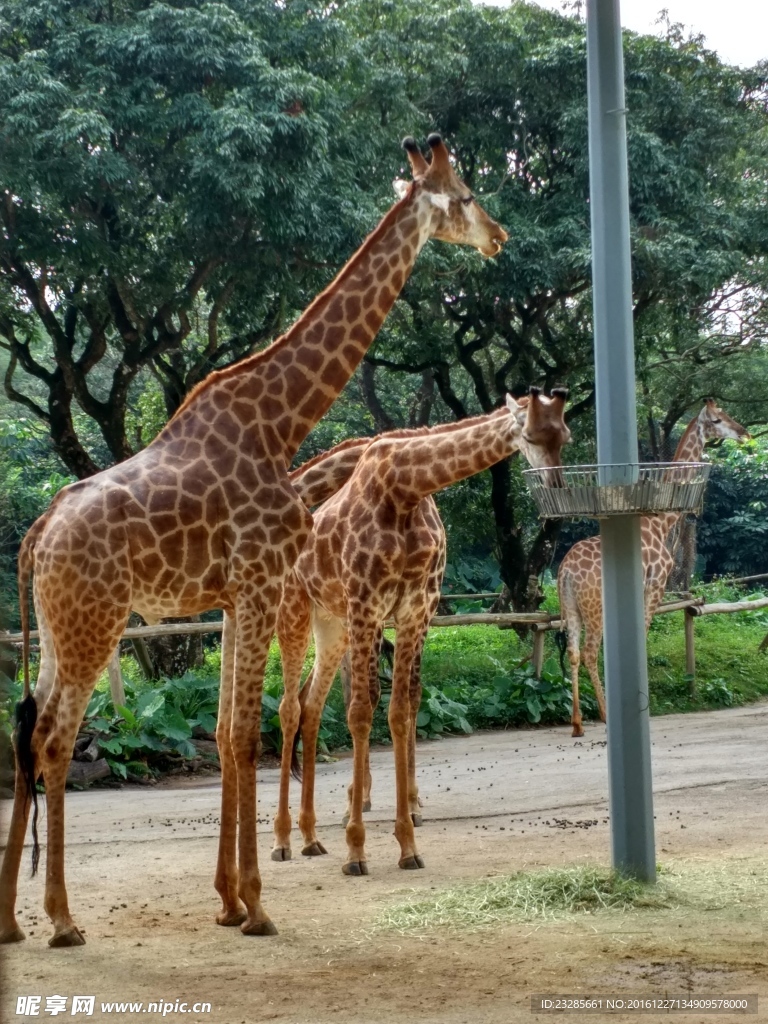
271, 391, 571, 873
1, 134, 508, 947
558, 400, 749, 737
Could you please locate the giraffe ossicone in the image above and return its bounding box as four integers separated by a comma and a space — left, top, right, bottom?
1, 135, 508, 947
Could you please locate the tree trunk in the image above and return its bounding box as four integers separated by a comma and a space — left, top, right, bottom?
143, 617, 205, 679
488, 459, 559, 612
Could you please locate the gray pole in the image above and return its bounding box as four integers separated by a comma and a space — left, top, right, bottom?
586, 0, 656, 881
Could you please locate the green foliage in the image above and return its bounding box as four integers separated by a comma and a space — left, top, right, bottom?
697, 436, 768, 578
414, 684, 473, 739
442, 554, 502, 598
0, 415, 71, 629
432, 656, 597, 731
4, 575, 768, 784
645, 582, 768, 714
85, 671, 221, 771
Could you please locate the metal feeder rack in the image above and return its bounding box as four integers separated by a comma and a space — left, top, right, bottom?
522, 462, 712, 519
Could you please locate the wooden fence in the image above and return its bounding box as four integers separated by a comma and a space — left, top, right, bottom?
4, 591, 768, 706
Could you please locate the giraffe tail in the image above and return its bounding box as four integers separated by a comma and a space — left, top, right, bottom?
290, 669, 314, 783
554, 629, 568, 681
16, 523, 42, 875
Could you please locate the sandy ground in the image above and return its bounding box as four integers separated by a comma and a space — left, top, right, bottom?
2, 704, 767, 1023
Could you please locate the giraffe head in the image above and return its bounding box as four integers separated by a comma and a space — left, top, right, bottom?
394, 134, 509, 257
699, 399, 750, 444
507, 387, 571, 476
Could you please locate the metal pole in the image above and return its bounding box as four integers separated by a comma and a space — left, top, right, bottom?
586, 0, 656, 881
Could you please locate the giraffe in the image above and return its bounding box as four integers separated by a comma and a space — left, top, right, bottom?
285, 394, 563, 835
558, 400, 749, 738
0, 134, 508, 947
271, 390, 571, 871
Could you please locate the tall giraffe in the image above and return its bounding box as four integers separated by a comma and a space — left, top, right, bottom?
1, 134, 508, 947
272, 392, 571, 872
558, 400, 748, 737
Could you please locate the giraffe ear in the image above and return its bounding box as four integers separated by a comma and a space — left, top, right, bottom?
393, 179, 410, 199
505, 394, 523, 415
428, 192, 451, 212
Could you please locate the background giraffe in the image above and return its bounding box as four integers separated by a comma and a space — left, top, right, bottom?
272, 392, 571, 873
558, 400, 749, 737
1, 134, 508, 947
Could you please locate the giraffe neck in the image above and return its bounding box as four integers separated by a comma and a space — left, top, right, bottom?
373, 411, 520, 508
162, 185, 436, 461
650, 414, 707, 539
291, 409, 510, 507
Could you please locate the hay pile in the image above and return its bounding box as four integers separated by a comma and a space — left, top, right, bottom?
376, 858, 768, 933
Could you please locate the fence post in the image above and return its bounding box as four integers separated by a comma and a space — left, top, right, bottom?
532, 630, 545, 679
684, 610, 696, 693
107, 649, 126, 708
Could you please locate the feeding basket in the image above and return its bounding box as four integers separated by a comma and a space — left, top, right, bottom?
522, 462, 712, 520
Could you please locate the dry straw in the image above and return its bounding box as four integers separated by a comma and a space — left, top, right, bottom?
376, 859, 768, 934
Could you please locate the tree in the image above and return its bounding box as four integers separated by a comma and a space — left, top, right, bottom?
0, 0, 349, 478
328, 0, 768, 607
3, 0, 768, 619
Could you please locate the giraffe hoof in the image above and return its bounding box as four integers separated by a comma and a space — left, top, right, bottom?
301, 841, 327, 857
49, 925, 85, 948
410, 812, 423, 828
342, 860, 369, 876
241, 918, 278, 937
0, 924, 26, 944
572, 725, 584, 738
216, 907, 247, 927
271, 847, 292, 862
362, 800, 372, 812
399, 854, 425, 870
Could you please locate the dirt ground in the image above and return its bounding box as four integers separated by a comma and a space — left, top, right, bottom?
2, 704, 767, 1023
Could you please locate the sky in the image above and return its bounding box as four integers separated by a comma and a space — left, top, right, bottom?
488, 1, 768, 68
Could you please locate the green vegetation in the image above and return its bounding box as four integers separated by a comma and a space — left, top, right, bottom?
4, 579, 766, 783
376, 857, 768, 932
2, 0, 768, 623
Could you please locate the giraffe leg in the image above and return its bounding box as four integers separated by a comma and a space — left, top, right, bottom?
569, 643, 584, 739
298, 613, 347, 856
582, 626, 606, 724
363, 630, 382, 815
0, 761, 36, 943
389, 625, 424, 869
342, 623, 377, 876
341, 633, 380, 824
272, 580, 312, 862
407, 633, 425, 827
214, 611, 246, 926
230, 599, 280, 936
0, 602, 57, 943
40, 653, 117, 947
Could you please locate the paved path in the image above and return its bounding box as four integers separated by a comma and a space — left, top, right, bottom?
52, 702, 768, 848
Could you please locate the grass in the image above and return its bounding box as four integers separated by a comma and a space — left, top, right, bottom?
376, 858, 768, 933
6, 578, 768, 775
66, 581, 768, 729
